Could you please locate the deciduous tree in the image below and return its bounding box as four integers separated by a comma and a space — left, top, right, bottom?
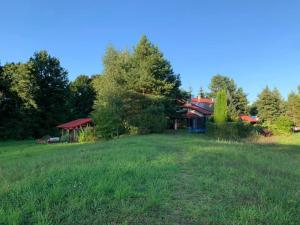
69, 75, 96, 119
209, 75, 248, 120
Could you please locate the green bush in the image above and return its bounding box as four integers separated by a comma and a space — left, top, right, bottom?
92, 104, 123, 139
269, 115, 293, 135
78, 127, 96, 143
207, 122, 257, 140
126, 104, 167, 135
60, 133, 70, 142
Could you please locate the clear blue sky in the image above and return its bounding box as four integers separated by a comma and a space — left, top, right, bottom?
1, 0, 300, 102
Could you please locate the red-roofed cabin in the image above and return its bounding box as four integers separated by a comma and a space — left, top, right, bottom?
239, 115, 258, 123
57, 118, 93, 142
178, 101, 213, 132
191, 97, 214, 105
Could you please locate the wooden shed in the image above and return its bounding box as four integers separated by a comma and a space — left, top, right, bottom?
57, 118, 92, 142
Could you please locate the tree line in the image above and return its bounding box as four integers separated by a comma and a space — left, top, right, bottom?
1, 35, 300, 140
0, 51, 95, 139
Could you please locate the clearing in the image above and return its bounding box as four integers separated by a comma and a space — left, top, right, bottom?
0, 133, 299, 225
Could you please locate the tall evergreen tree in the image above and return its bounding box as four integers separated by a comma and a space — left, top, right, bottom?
233, 87, 249, 115
92, 36, 181, 137
287, 89, 300, 126
198, 87, 206, 98
256, 86, 285, 124
214, 89, 227, 124
131, 35, 181, 97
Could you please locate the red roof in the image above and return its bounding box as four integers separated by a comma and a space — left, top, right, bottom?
191, 98, 214, 104
182, 103, 212, 115
57, 118, 92, 129
240, 115, 258, 123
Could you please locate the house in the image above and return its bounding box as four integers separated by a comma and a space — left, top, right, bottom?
177, 96, 259, 132
57, 118, 93, 142
176, 97, 213, 132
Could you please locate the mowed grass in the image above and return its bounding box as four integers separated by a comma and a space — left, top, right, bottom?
0, 134, 300, 225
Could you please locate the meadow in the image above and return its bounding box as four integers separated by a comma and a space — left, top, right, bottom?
0, 133, 299, 225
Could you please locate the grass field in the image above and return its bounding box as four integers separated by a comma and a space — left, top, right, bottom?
0, 133, 300, 225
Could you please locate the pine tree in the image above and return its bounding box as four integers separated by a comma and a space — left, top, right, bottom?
92, 36, 181, 137
131, 35, 181, 97
287, 90, 300, 126
256, 86, 285, 124
198, 87, 206, 98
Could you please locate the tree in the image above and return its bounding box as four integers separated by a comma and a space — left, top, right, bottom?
131, 35, 181, 120
198, 87, 206, 98
0, 63, 37, 139
255, 86, 285, 124
69, 75, 96, 119
287, 89, 300, 126
232, 87, 249, 116
249, 103, 258, 116
214, 89, 227, 124
209, 75, 236, 98
29, 51, 69, 136
270, 115, 293, 135
92, 95, 123, 139
209, 75, 248, 120
131, 35, 181, 97
92, 36, 181, 137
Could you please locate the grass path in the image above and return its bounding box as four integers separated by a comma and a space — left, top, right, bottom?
0, 134, 300, 225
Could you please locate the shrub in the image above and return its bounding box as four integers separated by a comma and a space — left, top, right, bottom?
92, 104, 122, 139
207, 122, 257, 140
126, 104, 167, 134
78, 127, 96, 143
60, 133, 70, 142
269, 115, 293, 135
214, 89, 227, 124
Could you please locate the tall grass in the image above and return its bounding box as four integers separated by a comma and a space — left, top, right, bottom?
0, 134, 299, 224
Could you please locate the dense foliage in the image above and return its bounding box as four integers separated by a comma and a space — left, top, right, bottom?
269, 115, 293, 135
208, 75, 249, 121
287, 87, 300, 126
255, 87, 285, 125
0, 51, 95, 140
77, 127, 96, 143
92, 36, 181, 138
69, 75, 96, 119
206, 122, 257, 140
1, 38, 300, 140
214, 89, 227, 124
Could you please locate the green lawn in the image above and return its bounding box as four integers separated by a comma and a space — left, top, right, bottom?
0, 133, 299, 225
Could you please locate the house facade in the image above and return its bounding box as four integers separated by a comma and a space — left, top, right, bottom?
177, 97, 213, 132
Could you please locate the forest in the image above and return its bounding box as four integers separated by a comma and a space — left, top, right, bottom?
1, 35, 300, 140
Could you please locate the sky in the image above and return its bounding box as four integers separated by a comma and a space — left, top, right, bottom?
1, 0, 300, 102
